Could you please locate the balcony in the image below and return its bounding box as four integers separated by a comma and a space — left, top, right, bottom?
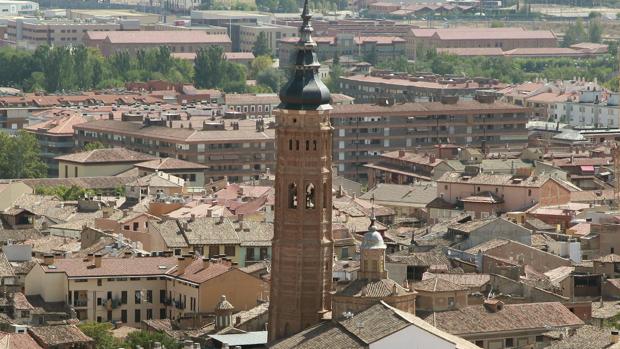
73, 299, 88, 307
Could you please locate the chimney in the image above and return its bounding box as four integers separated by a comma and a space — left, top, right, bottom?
177, 255, 192, 274
94, 254, 102, 268
43, 254, 55, 266
86, 253, 94, 262
238, 213, 244, 221
206, 209, 213, 217
429, 153, 436, 164
611, 330, 619, 344
202, 257, 209, 269
124, 251, 132, 258
398, 149, 405, 158
483, 299, 504, 313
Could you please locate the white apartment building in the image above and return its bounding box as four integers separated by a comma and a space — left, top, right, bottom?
554, 91, 620, 129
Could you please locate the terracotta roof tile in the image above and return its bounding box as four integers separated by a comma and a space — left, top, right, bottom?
55, 148, 157, 164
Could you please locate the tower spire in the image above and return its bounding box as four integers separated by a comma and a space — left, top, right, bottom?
278, 0, 330, 110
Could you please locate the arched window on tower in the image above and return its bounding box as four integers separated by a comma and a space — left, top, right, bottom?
313, 140, 317, 150
289, 183, 298, 208
305, 183, 315, 209
306, 140, 310, 151
289, 139, 293, 150
295, 140, 299, 150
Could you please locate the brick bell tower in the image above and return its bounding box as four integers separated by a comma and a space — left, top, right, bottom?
267, 0, 333, 341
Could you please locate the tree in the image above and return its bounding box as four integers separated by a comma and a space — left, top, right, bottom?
0, 131, 46, 179
35, 185, 95, 200
256, 68, 284, 92
277, 0, 298, 12
363, 47, 377, 65
83, 141, 106, 151
562, 19, 587, 47
123, 330, 182, 349
250, 55, 274, 78
589, 19, 603, 43
253, 32, 271, 57
78, 323, 119, 349
326, 63, 344, 93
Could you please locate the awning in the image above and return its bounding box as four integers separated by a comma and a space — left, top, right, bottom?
580, 165, 594, 172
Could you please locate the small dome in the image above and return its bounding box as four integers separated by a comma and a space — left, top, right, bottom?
361, 223, 386, 250
216, 295, 234, 311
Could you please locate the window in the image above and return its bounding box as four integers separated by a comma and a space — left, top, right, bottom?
288, 182, 298, 208
247, 248, 255, 261
74, 167, 78, 177
160, 308, 166, 319
305, 183, 315, 209
97, 279, 102, 286
97, 298, 102, 306
259, 247, 268, 260
528, 189, 532, 196
506, 338, 514, 347
107, 311, 112, 321
121, 310, 127, 323
174, 249, 181, 256
160, 290, 166, 303
121, 291, 127, 304
134, 309, 141, 323
133, 222, 139, 231
97, 316, 102, 323
225, 245, 235, 256
64, 165, 68, 178
147, 309, 153, 320
209, 245, 219, 257
475, 340, 484, 348
146, 290, 153, 303
535, 335, 544, 343
107, 291, 112, 300
135, 291, 141, 304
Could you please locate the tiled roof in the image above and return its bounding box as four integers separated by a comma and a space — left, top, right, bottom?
387, 251, 450, 267
464, 239, 510, 254
436, 47, 504, 56
41, 256, 179, 277
361, 183, 437, 206
422, 273, 491, 289
596, 254, 620, 263
0, 332, 43, 349
55, 148, 157, 164
12, 292, 34, 310
100, 31, 231, 44
29, 325, 93, 346
380, 150, 443, 166
413, 277, 469, 292
270, 321, 365, 349
21, 176, 139, 190
332, 99, 522, 116
336, 278, 412, 297
135, 158, 208, 170
0, 253, 15, 278
411, 27, 556, 40
426, 302, 583, 335
23, 114, 86, 135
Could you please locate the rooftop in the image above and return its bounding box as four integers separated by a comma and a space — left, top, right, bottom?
426, 302, 583, 336
54, 148, 157, 164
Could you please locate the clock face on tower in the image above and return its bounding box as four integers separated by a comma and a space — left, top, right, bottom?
267, 0, 334, 342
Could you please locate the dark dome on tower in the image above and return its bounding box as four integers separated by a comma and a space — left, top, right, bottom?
278, 0, 331, 110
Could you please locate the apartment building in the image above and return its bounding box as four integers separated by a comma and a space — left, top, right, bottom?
25, 254, 267, 326
559, 91, 620, 128
407, 27, 558, 59
278, 33, 406, 67
224, 93, 354, 119
73, 118, 275, 182
23, 114, 85, 177
84, 31, 232, 57
238, 23, 297, 55
330, 97, 529, 180
340, 71, 506, 103
6, 18, 123, 50
190, 10, 271, 50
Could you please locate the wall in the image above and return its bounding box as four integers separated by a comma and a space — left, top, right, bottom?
25, 265, 66, 302
198, 269, 268, 313
461, 218, 532, 251
57, 161, 133, 178
483, 240, 571, 273
0, 182, 33, 211
370, 324, 458, 349
539, 178, 572, 207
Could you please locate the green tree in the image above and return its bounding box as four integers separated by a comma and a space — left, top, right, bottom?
122, 330, 182, 349
589, 19, 603, 43
562, 19, 587, 47
256, 67, 284, 92
326, 63, 344, 93
0, 131, 46, 179
250, 55, 273, 78
78, 323, 119, 349
83, 141, 106, 151
253, 32, 271, 57
277, 0, 298, 12
35, 185, 95, 200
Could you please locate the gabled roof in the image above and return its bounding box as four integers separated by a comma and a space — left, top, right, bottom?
55, 148, 157, 164
425, 302, 583, 336
29, 325, 93, 346
0, 332, 43, 349
135, 157, 208, 171
413, 277, 469, 292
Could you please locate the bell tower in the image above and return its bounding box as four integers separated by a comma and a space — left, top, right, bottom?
268, 0, 333, 341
